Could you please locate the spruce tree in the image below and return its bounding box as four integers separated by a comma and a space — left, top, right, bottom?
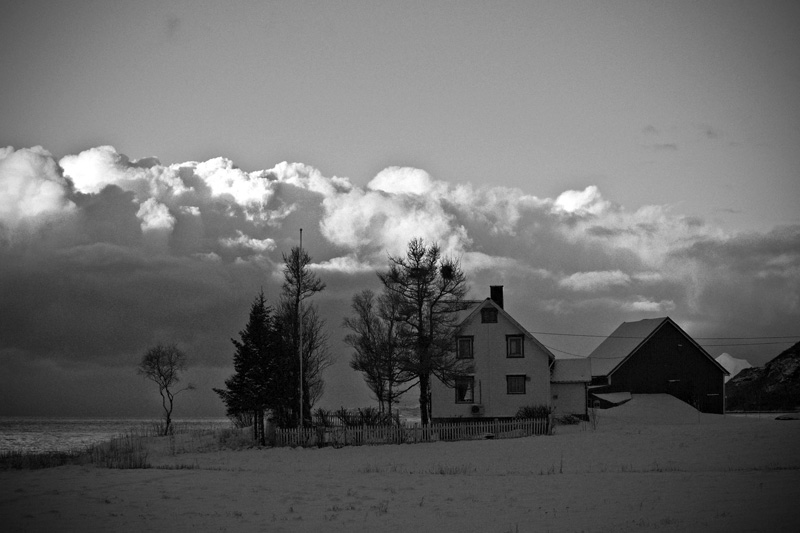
214, 291, 277, 444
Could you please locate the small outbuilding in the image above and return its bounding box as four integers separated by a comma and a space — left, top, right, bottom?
587, 317, 729, 414
550, 358, 591, 418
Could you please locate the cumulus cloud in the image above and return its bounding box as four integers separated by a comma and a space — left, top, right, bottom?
0, 146, 75, 231
368, 167, 440, 196
553, 185, 611, 215
1, 144, 798, 416
136, 198, 175, 233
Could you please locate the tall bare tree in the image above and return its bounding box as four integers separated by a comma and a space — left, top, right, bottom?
344, 289, 413, 419
138, 343, 195, 435
281, 244, 329, 426
378, 238, 472, 425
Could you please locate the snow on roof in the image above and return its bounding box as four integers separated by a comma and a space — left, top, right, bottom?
551, 357, 591, 382
587, 317, 669, 377
588, 317, 728, 378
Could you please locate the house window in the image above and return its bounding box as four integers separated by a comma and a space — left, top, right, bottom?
455, 377, 475, 403
507, 375, 526, 395
457, 336, 474, 359
481, 308, 498, 323
506, 335, 524, 358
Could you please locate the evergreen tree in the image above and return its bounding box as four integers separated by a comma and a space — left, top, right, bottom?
214, 291, 278, 443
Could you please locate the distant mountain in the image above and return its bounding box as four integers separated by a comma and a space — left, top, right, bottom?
726, 341, 800, 411
715, 353, 752, 382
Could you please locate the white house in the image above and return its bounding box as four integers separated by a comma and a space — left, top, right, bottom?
430, 286, 556, 421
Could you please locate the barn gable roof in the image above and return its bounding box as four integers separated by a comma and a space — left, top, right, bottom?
588, 316, 729, 377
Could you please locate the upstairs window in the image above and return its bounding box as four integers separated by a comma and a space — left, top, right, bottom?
481, 307, 498, 323
456, 336, 474, 359
455, 377, 475, 403
507, 375, 527, 395
506, 335, 524, 358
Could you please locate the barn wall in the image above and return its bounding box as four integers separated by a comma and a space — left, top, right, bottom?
601, 322, 725, 414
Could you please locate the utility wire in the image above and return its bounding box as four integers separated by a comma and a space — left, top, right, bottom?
530, 331, 800, 341
543, 337, 798, 358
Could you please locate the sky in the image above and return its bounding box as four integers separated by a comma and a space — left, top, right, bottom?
1, 1, 799, 417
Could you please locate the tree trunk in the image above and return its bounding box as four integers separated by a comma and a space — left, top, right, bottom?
419, 374, 430, 426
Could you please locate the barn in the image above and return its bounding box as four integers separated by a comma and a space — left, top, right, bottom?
587, 317, 729, 414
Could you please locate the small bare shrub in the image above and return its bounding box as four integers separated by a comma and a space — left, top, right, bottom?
216, 428, 254, 450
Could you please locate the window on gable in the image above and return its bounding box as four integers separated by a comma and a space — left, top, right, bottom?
481, 308, 498, 323
455, 377, 475, 403
456, 336, 474, 359
507, 375, 526, 395
506, 335, 524, 358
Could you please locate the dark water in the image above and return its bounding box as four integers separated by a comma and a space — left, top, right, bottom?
0, 417, 231, 454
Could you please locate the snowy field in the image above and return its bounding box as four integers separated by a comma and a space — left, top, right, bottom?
2, 395, 799, 532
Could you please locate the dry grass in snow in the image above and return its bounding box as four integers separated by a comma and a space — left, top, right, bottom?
1, 395, 799, 532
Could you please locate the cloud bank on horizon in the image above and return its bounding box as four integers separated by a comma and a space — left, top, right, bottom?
1, 145, 798, 415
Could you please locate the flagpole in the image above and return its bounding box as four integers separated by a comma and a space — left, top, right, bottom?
298, 228, 304, 428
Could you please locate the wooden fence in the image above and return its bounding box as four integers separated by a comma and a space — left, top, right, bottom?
274, 417, 550, 448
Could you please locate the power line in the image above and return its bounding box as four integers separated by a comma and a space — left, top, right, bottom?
543, 338, 798, 358
698, 341, 798, 347
530, 331, 800, 341
542, 344, 587, 358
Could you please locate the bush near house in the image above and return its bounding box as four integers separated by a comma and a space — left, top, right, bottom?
515, 404, 552, 419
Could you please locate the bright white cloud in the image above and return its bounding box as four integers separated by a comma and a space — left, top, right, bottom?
368, 167, 441, 196
269, 161, 352, 197
553, 185, 611, 215
60, 145, 137, 195
621, 298, 676, 313
0, 146, 75, 230
313, 255, 375, 274
559, 270, 631, 291
193, 157, 274, 207
136, 198, 175, 233
220, 231, 276, 253
320, 185, 469, 257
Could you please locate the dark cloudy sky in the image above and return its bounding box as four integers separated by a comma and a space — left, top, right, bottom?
1, 1, 799, 417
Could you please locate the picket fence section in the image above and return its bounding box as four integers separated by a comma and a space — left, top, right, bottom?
274, 417, 550, 448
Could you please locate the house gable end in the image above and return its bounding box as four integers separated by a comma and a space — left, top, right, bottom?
457, 299, 555, 363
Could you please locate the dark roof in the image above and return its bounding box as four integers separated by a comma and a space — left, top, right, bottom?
587, 317, 729, 377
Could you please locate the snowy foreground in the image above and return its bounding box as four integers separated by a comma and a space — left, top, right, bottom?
2, 395, 799, 532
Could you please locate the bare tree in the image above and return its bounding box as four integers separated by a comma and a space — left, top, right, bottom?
281, 244, 329, 426
344, 289, 413, 419
138, 343, 195, 436
378, 238, 472, 425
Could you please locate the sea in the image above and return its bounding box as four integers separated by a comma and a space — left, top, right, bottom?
0, 417, 231, 454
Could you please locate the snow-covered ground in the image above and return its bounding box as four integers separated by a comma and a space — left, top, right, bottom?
2, 395, 798, 532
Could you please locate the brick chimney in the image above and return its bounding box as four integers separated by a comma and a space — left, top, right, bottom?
490, 285, 504, 309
